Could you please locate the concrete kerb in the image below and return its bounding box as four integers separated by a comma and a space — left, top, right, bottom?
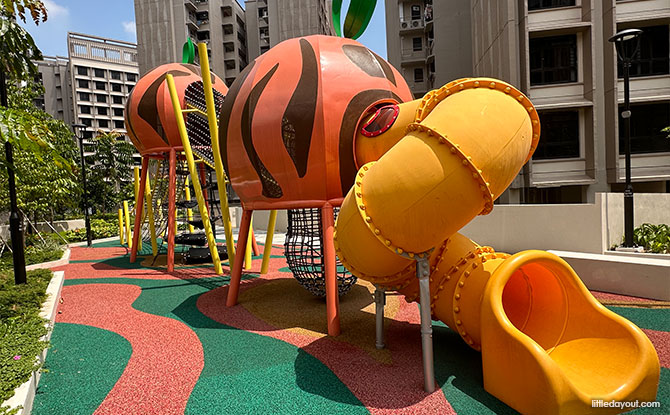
1, 270, 65, 415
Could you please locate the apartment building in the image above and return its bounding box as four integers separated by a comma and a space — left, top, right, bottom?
134, 0, 248, 84
66, 33, 140, 162
385, 0, 472, 98
245, 0, 332, 60
35, 56, 74, 127
386, 0, 669, 203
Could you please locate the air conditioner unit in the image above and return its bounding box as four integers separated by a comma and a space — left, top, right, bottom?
401, 22, 408, 29
412, 20, 419, 27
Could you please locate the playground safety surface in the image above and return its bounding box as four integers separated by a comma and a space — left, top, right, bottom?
32, 240, 669, 414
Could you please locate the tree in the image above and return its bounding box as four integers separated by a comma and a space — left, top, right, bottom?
0, 80, 81, 221
86, 131, 136, 213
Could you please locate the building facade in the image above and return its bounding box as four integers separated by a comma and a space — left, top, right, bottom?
35, 56, 74, 127
66, 33, 140, 162
385, 0, 473, 98
386, 0, 670, 202
245, 0, 332, 60
134, 0, 248, 84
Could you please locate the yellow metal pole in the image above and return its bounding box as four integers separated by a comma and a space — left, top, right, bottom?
133, 166, 143, 251
166, 73, 223, 274
144, 162, 158, 256
260, 210, 277, 274
184, 176, 195, 233
244, 216, 253, 270
118, 208, 125, 245
123, 200, 132, 249
198, 42, 236, 268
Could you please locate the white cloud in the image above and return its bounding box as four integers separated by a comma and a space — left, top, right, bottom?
122, 20, 136, 40
43, 0, 69, 18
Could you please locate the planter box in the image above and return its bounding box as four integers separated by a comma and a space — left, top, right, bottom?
1, 271, 65, 415
550, 250, 670, 301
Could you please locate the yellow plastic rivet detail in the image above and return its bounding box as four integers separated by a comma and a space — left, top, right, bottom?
363, 166, 369, 171
438, 285, 443, 290
533, 133, 539, 139
517, 95, 524, 102
527, 107, 534, 113
455, 293, 461, 300
356, 181, 361, 186
385, 240, 391, 246
358, 172, 364, 178
374, 229, 380, 235
459, 84, 464, 90
481, 257, 487, 263
397, 248, 403, 254
532, 119, 538, 125
359, 205, 366, 210
460, 330, 466, 336
454, 307, 460, 313
445, 275, 451, 281
356, 192, 362, 197
459, 281, 465, 287
472, 172, 478, 178
408, 252, 414, 258
429, 278, 434, 283
464, 271, 470, 277
462, 159, 468, 165
365, 216, 372, 222
433, 295, 438, 300
427, 130, 433, 136
489, 82, 496, 88
456, 320, 462, 325
446, 89, 450, 94
505, 87, 511, 93
468, 339, 474, 345
452, 266, 459, 273
450, 147, 456, 153
474, 81, 480, 87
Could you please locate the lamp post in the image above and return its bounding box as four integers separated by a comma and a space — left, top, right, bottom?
72, 123, 93, 247
609, 28, 642, 248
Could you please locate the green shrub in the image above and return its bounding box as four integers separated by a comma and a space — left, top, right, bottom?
0, 269, 52, 411
60, 218, 120, 242
0, 240, 63, 271
632, 223, 670, 254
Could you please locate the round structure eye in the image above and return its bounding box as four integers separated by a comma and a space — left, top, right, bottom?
361, 104, 399, 137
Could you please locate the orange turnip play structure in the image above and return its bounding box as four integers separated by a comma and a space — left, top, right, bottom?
221, 35, 413, 336
124, 62, 230, 272
222, 35, 659, 414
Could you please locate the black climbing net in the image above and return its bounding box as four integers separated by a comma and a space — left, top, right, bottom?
284, 208, 356, 297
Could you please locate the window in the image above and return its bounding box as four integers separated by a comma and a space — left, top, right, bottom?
112, 95, 123, 104
82, 130, 93, 139
95, 81, 106, 90
81, 118, 92, 127
528, 0, 575, 11
98, 119, 109, 128
96, 94, 107, 103
114, 120, 125, 129
110, 70, 121, 80
114, 108, 124, 117
621, 25, 670, 78
413, 37, 422, 51
411, 5, 421, 20
111, 83, 122, 92
78, 79, 90, 89
530, 34, 578, 85
414, 67, 424, 82
620, 102, 670, 154
94, 68, 105, 77
76, 66, 88, 76
79, 105, 91, 114
97, 107, 108, 116
197, 31, 210, 41
79, 92, 90, 101
126, 73, 137, 82
126, 84, 134, 93
533, 111, 580, 160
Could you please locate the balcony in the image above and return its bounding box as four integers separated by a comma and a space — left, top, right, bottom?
185, 0, 196, 12
400, 48, 426, 64
399, 18, 424, 32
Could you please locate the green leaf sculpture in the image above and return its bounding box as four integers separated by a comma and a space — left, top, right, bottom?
332, 0, 377, 40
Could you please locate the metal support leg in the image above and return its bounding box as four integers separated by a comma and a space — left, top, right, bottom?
374, 287, 386, 349
417, 257, 435, 393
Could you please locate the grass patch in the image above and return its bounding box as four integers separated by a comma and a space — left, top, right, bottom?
0, 269, 53, 415
0, 243, 63, 272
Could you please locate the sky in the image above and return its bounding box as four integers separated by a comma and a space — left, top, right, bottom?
23, 0, 388, 59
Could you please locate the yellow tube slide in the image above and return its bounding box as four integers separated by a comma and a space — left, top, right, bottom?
334, 78, 659, 414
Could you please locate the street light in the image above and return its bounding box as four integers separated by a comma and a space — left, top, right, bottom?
72, 123, 93, 247
609, 28, 642, 248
